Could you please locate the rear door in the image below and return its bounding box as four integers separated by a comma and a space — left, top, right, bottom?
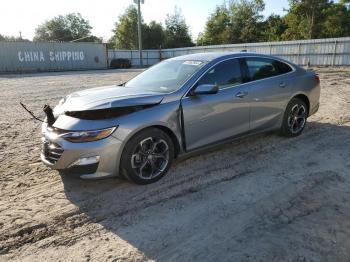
181, 58, 251, 151
243, 57, 293, 131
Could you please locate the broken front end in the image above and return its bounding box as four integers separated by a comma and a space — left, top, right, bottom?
39, 91, 174, 179
41, 105, 124, 179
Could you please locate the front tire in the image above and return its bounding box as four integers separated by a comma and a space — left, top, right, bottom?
120, 128, 174, 184
280, 98, 308, 137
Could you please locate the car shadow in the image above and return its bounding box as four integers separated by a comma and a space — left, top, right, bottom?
60, 121, 350, 260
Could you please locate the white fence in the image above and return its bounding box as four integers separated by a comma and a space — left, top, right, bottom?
107, 49, 160, 67
108, 37, 350, 66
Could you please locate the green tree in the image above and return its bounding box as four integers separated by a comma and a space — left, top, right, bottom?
200, 0, 350, 46
229, 0, 265, 43
282, 0, 330, 40
143, 21, 165, 49
110, 6, 139, 49
109, 6, 167, 49
261, 14, 288, 41
164, 7, 194, 48
34, 13, 99, 42
198, 5, 231, 45
200, 0, 265, 45
321, 2, 350, 38
282, 0, 350, 40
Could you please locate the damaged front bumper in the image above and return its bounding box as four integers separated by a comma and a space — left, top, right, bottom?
41, 123, 123, 179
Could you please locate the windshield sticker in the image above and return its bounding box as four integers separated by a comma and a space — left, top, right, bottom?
183, 61, 203, 66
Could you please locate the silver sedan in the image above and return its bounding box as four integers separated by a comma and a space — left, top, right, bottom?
41, 52, 320, 184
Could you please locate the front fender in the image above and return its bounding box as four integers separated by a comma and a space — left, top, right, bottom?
111, 101, 183, 174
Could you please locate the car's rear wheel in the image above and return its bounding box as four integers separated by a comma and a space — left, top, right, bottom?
120, 128, 174, 184
280, 97, 308, 137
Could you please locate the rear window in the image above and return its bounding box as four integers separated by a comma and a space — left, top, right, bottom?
274, 60, 293, 74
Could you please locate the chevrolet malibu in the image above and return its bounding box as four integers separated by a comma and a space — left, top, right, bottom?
41, 52, 320, 184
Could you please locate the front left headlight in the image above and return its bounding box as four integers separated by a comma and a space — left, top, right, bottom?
62, 127, 117, 143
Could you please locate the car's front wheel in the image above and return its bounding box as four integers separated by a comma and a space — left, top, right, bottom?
280, 97, 308, 137
120, 128, 174, 184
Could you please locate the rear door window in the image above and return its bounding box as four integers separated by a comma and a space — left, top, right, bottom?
245, 57, 293, 81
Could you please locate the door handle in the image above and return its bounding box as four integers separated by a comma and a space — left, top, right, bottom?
279, 82, 286, 88
235, 91, 248, 98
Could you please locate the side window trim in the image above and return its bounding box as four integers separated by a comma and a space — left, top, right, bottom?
184, 56, 296, 97
239, 58, 250, 83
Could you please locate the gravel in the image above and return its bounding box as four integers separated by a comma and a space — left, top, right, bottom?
1, 67, 350, 262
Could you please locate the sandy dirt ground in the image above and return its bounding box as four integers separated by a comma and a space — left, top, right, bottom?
0, 67, 350, 262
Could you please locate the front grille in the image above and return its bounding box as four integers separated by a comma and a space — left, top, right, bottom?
42, 139, 64, 164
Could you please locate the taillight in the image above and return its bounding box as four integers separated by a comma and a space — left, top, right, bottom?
315, 75, 320, 85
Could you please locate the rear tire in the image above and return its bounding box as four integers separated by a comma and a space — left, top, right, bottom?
280, 98, 308, 137
120, 128, 174, 184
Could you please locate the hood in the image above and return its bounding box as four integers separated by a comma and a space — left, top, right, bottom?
54, 85, 164, 116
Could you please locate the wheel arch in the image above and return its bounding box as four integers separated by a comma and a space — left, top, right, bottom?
291, 93, 310, 114
117, 124, 181, 183
118, 123, 182, 160
151, 125, 181, 158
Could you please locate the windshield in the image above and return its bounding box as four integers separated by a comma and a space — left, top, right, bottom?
124, 59, 206, 93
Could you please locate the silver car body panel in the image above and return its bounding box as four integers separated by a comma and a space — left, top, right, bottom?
54, 85, 165, 115
181, 83, 251, 150
41, 52, 320, 179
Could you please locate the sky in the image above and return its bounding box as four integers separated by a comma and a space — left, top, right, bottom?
0, 0, 289, 41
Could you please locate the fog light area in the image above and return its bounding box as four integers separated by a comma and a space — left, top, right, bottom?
69, 156, 100, 167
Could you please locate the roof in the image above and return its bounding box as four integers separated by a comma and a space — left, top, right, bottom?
170, 52, 259, 62
170, 52, 297, 68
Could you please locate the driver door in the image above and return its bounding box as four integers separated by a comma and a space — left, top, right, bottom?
181, 58, 251, 151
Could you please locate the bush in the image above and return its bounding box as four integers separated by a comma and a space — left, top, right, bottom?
110, 58, 132, 69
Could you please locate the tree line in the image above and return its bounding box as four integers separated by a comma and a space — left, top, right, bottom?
198, 0, 350, 45
0, 35, 30, 41
1, 0, 349, 48
111, 0, 350, 48
0, 13, 102, 43
109, 6, 193, 49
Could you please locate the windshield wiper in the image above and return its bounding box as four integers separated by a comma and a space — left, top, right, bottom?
117, 82, 126, 87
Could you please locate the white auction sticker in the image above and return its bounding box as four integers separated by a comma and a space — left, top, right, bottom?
183, 61, 203, 66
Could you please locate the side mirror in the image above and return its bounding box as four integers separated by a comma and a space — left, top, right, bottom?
192, 84, 219, 95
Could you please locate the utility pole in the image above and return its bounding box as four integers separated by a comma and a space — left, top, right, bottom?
134, 0, 144, 66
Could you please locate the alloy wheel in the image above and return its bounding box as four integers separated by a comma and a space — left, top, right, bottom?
287, 104, 307, 134
130, 137, 169, 179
